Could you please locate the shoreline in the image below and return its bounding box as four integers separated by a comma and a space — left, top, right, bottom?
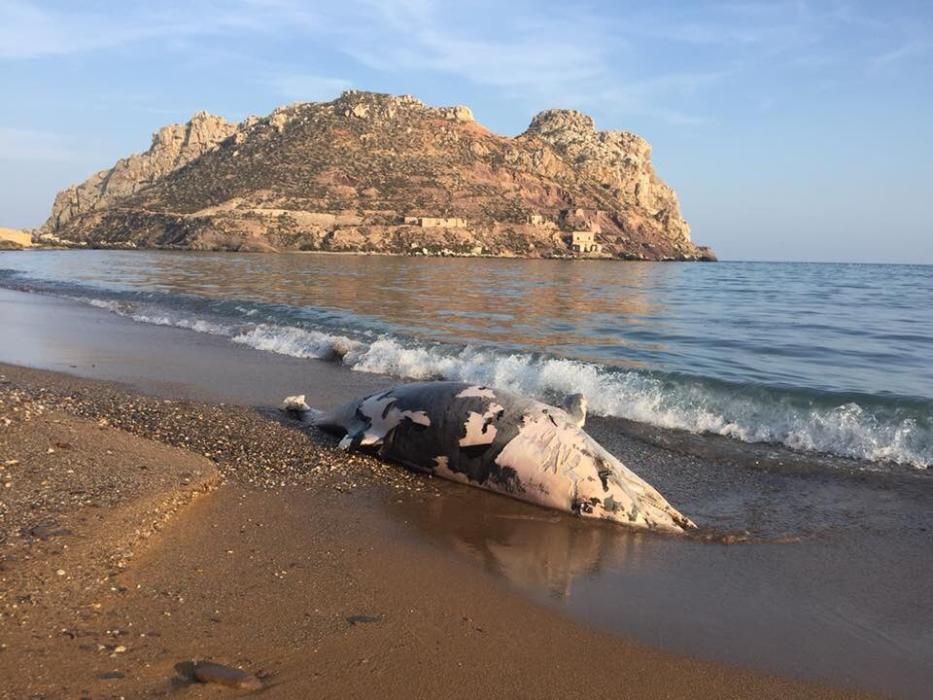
0, 363, 866, 698
13, 243, 715, 262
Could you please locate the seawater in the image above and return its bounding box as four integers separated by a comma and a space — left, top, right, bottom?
2, 250, 931, 468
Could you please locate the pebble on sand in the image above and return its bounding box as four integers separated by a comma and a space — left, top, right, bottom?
193, 661, 263, 690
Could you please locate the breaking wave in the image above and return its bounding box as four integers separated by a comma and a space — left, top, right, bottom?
2, 270, 930, 469
232, 324, 362, 361
87, 298, 232, 336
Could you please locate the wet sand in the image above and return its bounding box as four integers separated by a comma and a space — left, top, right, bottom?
2, 287, 932, 697
0, 364, 869, 699
0, 287, 391, 408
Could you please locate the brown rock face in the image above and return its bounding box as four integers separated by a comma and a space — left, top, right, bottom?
521, 109, 691, 242
40, 91, 714, 260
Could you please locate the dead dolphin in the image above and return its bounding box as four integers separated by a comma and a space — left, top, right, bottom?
284, 381, 694, 533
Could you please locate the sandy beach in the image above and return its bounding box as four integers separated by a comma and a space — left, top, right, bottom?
0, 362, 873, 699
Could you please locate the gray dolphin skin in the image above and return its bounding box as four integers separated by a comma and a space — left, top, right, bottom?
286, 381, 694, 533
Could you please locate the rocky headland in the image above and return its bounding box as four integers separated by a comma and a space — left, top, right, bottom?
35, 91, 715, 261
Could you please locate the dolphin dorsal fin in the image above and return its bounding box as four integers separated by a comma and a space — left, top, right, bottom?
562, 393, 588, 428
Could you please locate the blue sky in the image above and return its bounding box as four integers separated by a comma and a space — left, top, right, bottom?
1, 0, 931, 262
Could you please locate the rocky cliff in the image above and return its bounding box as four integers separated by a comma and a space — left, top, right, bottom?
38, 91, 715, 261
42, 112, 237, 234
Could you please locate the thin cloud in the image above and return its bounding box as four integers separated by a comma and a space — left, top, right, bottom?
870, 40, 933, 70
340, 0, 610, 94
270, 74, 351, 101
0, 1, 147, 58
0, 0, 315, 59
591, 71, 732, 127
0, 0, 727, 125
324, 1, 718, 125
0, 127, 78, 161
18, 0, 923, 131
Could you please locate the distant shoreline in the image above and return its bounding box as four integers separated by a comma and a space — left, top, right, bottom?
15, 243, 716, 262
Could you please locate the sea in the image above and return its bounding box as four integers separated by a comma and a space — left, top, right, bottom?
1, 250, 930, 470
2, 249, 932, 696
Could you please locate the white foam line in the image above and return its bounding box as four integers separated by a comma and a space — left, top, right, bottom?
232, 324, 361, 361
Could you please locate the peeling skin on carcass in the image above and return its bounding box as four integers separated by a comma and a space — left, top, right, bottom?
459, 402, 504, 447
307, 381, 694, 533
456, 385, 498, 399
336, 391, 430, 450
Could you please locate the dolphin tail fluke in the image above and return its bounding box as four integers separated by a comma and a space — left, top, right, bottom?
561, 393, 588, 428
281, 394, 323, 424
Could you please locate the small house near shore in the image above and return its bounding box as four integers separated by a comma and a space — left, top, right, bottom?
571, 230, 601, 253
403, 216, 467, 229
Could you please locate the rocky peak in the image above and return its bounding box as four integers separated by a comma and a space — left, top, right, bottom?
524, 109, 649, 160
41, 111, 237, 234
149, 111, 237, 167
525, 109, 597, 139
521, 107, 682, 232
332, 90, 474, 123
337, 89, 425, 108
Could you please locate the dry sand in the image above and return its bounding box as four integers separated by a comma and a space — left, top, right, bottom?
0, 364, 875, 698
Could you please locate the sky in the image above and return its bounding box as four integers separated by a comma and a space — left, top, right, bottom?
1, 0, 931, 262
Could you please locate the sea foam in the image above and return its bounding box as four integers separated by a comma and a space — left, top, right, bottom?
232, 324, 361, 361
